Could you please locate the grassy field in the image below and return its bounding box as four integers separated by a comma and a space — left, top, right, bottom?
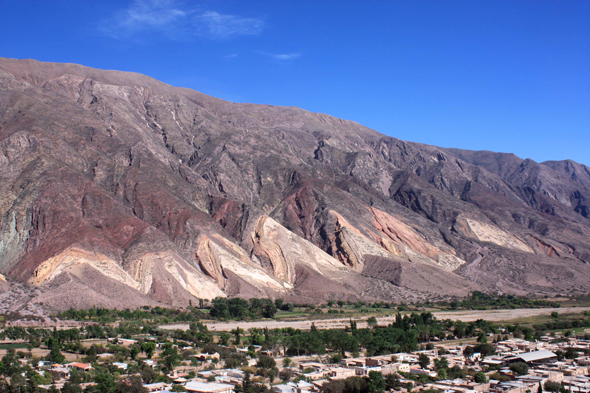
273, 312, 306, 319
500, 311, 590, 328
552, 296, 590, 308
0, 343, 29, 350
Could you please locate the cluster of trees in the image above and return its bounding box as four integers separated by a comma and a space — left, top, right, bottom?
209, 298, 279, 320
163, 311, 495, 363
57, 299, 299, 325
544, 380, 576, 393
442, 292, 561, 311
226, 312, 488, 357
532, 317, 590, 332
57, 306, 208, 324
234, 372, 271, 393
321, 371, 412, 393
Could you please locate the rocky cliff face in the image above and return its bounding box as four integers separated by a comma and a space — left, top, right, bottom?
1, 58, 589, 310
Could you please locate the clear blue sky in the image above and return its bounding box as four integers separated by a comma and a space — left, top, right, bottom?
1, 0, 589, 165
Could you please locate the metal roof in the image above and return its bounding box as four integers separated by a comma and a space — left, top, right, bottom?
515, 350, 556, 362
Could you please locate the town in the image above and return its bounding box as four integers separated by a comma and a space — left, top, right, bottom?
1, 308, 589, 393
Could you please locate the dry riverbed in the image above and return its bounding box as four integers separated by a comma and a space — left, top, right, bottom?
160, 306, 590, 331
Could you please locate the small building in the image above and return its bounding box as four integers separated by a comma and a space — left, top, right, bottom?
113, 362, 128, 371
273, 381, 316, 393
51, 367, 70, 379
381, 362, 409, 375
143, 382, 173, 392
299, 362, 325, 372
504, 350, 557, 365
185, 381, 234, 393
67, 363, 92, 372
328, 367, 357, 380
144, 359, 156, 367
273, 385, 295, 393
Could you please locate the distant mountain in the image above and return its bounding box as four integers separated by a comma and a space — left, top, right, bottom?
1, 58, 589, 310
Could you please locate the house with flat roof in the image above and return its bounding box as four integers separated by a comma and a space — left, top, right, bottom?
185, 382, 234, 393
143, 382, 172, 392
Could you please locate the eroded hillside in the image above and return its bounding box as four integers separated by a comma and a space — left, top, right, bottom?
1, 58, 589, 310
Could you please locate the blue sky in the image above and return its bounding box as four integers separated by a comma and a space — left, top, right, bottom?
1, 0, 589, 165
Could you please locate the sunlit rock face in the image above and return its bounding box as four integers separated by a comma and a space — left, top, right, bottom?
1, 57, 590, 310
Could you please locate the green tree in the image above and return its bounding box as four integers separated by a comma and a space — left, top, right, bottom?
94, 372, 116, 393
162, 342, 181, 372
367, 317, 378, 329
474, 372, 487, 383
555, 350, 565, 361
141, 342, 156, 358
367, 371, 385, 393
220, 332, 231, 346
565, 347, 579, 359
268, 367, 278, 383
61, 382, 83, 393
46, 343, 65, 364
434, 357, 448, 370
474, 343, 496, 357
509, 362, 529, 376
140, 364, 157, 384
262, 298, 278, 318
545, 381, 561, 392
131, 345, 140, 360
279, 368, 294, 382
232, 328, 244, 345
463, 346, 474, 359
418, 353, 430, 369
256, 355, 276, 369
115, 375, 148, 393
385, 374, 401, 390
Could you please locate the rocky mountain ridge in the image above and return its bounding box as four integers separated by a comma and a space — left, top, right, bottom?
0, 57, 589, 310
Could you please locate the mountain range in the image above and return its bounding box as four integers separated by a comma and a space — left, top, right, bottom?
1, 57, 589, 311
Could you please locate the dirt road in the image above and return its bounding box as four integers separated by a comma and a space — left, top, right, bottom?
159, 306, 590, 331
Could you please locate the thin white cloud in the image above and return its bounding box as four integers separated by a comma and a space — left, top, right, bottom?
272, 53, 301, 60
196, 11, 264, 39
258, 51, 302, 61
102, 0, 264, 41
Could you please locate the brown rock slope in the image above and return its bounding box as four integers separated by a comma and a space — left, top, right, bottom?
0, 58, 589, 310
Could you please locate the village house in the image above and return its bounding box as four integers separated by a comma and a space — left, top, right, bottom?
428, 379, 490, 392
112, 362, 128, 371
143, 382, 173, 392
66, 362, 92, 372
50, 366, 69, 380
273, 381, 317, 393
503, 349, 557, 366
340, 357, 365, 367
298, 362, 326, 373
184, 381, 234, 393
193, 352, 221, 362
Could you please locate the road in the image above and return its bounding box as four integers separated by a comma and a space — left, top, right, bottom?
159, 306, 590, 331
